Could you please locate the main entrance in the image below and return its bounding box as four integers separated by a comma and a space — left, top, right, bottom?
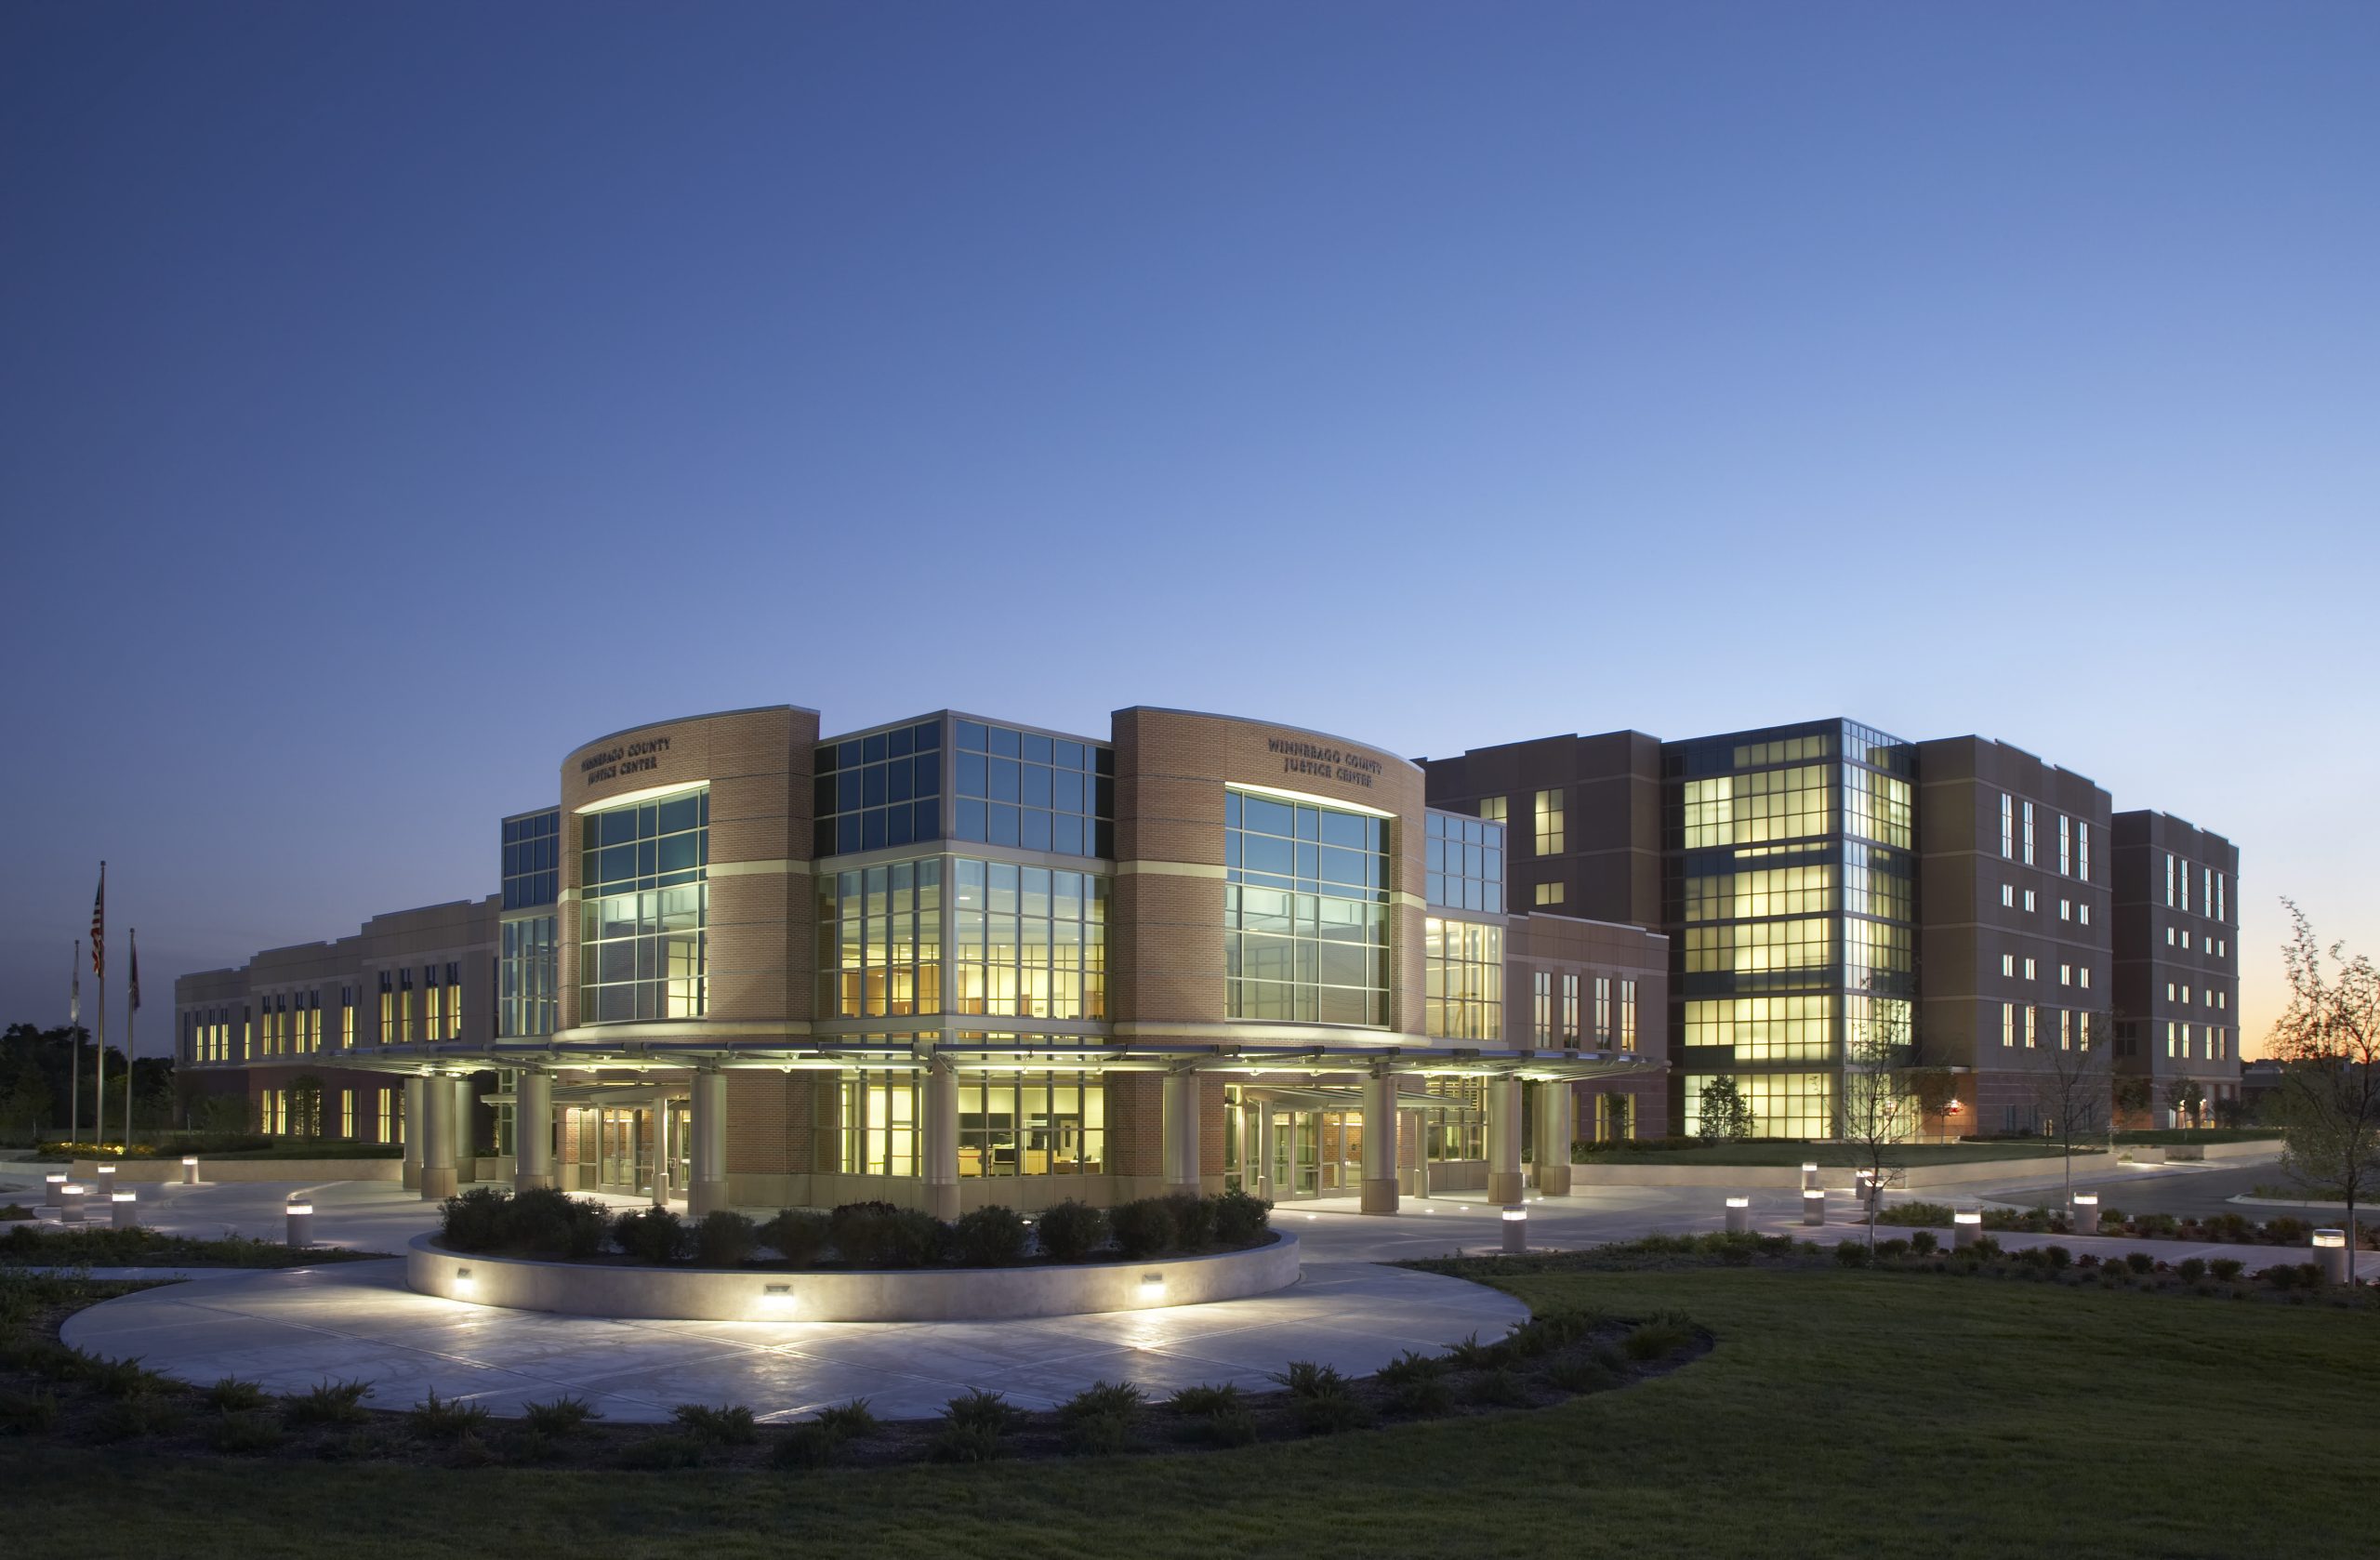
580, 1094, 690, 1198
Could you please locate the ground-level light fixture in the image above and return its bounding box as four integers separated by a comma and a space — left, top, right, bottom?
1138, 1272, 1167, 1300
1953, 1210, 1982, 1249
1725, 1196, 1752, 1235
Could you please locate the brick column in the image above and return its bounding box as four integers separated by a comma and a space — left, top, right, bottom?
1360, 1071, 1400, 1214
1486, 1075, 1524, 1205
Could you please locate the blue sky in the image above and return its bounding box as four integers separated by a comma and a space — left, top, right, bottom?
3, 2, 2373, 1050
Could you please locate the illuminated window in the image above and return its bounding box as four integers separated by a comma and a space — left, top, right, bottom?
2165, 853, 2175, 907
824, 1070, 919, 1177
2023, 958, 2036, 982
956, 1073, 1104, 1177
1534, 789, 1566, 855
2058, 815, 2071, 876
1682, 1071, 1831, 1138
820, 858, 949, 1018
2059, 964, 2071, 986
2001, 883, 2014, 908
501, 917, 559, 1038
1593, 976, 1611, 1044
1561, 973, 1580, 1046
1480, 796, 1507, 826
1619, 979, 1638, 1051
2024, 889, 2036, 913
1226, 790, 1389, 1025
1532, 971, 1553, 1043
2025, 1005, 2038, 1048
2001, 954, 2016, 979
1685, 995, 1834, 1061
580, 787, 708, 1024
340, 1089, 355, 1139
2002, 1003, 2015, 1047
1684, 766, 1833, 850
2057, 1009, 2071, 1050
1424, 918, 1502, 1040
2000, 794, 2014, 859
2079, 822, 2091, 883
2022, 800, 2035, 866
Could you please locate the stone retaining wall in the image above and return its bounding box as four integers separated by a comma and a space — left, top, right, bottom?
69, 1157, 404, 1184
405, 1229, 1301, 1322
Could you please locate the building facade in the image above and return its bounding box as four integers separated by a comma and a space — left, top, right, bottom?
1423, 718, 2240, 1141
178, 704, 1665, 1214
2110, 811, 2242, 1126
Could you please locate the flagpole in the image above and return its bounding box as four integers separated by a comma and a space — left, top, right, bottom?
70, 941, 81, 1145
124, 928, 139, 1154
95, 862, 106, 1154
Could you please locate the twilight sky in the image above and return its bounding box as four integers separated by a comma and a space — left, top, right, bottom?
2, 3, 2374, 1055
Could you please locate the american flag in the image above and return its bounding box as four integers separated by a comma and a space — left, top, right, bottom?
90, 863, 104, 977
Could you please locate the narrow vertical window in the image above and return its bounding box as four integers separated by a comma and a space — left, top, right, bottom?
1533, 789, 1565, 856
2022, 800, 2035, 865
2058, 815, 2070, 876
1999, 794, 2014, 859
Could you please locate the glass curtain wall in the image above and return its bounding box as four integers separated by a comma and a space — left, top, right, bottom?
579, 787, 708, 1023
1224, 789, 1391, 1025
1668, 721, 1916, 1137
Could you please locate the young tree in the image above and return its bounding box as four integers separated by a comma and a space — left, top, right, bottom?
1841, 1001, 1921, 1249
2112, 1074, 2153, 1130
2267, 903, 2380, 1283
2162, 1077, 2208, 1130
1696, 1077, 1756, 1143
2030, 1010, 2114, 1210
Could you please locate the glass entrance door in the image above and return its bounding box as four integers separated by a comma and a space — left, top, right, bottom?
1269, 1110, 1324, 1198
1318, 1111, 1365, 1194
598, 1107, 655, 1194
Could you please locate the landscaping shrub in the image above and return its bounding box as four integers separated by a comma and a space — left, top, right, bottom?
1034, 1199, 1107, 1262
204, 1377, 266, 1413
522, 1395, 601, 1434
692, 1210, 759, 1268
1375, 1348, 1447, 1386
1833, 1240, 1871, 1268
285, 1378, 373, 1426
1911, 1232, 1938, 1255
1270, 1361, 1349, 1398
612, 1206, 689, 1265
1165, 1193, 1217, 1249
815, 1398, 878, 1438
943, 1388, 1018, 1433
503, 1186, 611, 1258
1201, 1406, 1258, 1447
1061, 1380, 1145, 1422
1623, 1315, 1697, 1361
774, 1421, 843, 1469
833, 1205, 947, 1267
1167, 1382, 1241, 1417
2211, 1259, 2244, 1281
1446, 1332, 1499, 1368
827, 1200, 901, 1247
1210, 1188, 1271, 1245
438, 1185, 512, 1252
410, 1390, 493, 1441
2177, 1257, 2208, 1283
1108, 1197, 1178, 1260
760, 1210, 831, 1264
2044, 1245, 2074, 1269
932, 1421, 1005, 1462
1547, 1355, 1620, 1394
2125, 1251, 2155, 1275
1876, 1238, 1911, 1259
1064, 1410, 1135, 1455
671, 1403, 758, 1445
1880, 1200, 1956, 1227
94, 1397, 188, 1442
85, 1355, 165, 1398
1972, 1236, 2003, 1260
952, 1205, 1031, 1267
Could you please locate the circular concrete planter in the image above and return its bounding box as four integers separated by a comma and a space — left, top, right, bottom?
405, 1230, 1300, 1322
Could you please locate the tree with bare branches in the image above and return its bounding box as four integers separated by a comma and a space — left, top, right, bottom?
2031, 1009, 2114, 1210
2267, 902, 2380, 1284
1841, 1000, 1920, 1249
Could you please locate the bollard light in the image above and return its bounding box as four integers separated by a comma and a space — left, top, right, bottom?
2071, 1193, 2100, 1236
1803, 1189, 1828, 1226
1953, 1210, 1982, 1250
284, 1197, 314, 1249
112, 1190, 139, 1228
44, 1172, 66, 1203
1501, 1204, 1528, 1255
1801, 1161, 1820, 1192
95, 1164, 116, 1185
1725, 1196, 1752, 1235
181, 1155, 200, 1186
2312, 1229, 2349, 1286
60, 1183, 88, 1223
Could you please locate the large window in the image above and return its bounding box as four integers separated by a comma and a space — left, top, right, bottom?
822, 1070, 920, 1177
1426, 1077, 1485, 1160
579, 787, 708, 1024
952, 720, 1112, 857
1425, 810, 1504, 914
951, 860, 1106, 1019
502, 808, 561, 910
1534, 789, 1566, 855
1685, 995, 1834, 1061
958, 1073, 1104, 1176
1683, 1071, 1831, 1138
1682, 764, 1833, 849
816, 859, 945, 1017
814, 720, 943, 857
501, 916, 558, 1038
1225, 789, 1389, 1026
1425, 918, 1502, 1039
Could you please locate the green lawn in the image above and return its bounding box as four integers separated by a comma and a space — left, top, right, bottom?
7, 1261, 2372, 1559
1576, 1141, 2074, 1167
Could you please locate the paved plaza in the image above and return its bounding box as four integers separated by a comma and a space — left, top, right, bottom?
11, 1146, 2344, 1424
